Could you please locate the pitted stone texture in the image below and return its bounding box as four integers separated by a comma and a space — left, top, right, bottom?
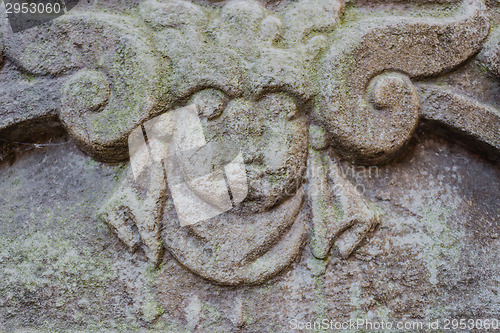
0, 0, 500, 330
2, 13, 170, 162
248, 36, 326, 101
99, 161, 166, 265
419, 84, 500, 161
280, 0, 344, 45
156, 93, 309, 285
163, 187, 308, 285
62, 70, 111, 114
0, 33, 3, 67
479, 26, 500, 77
1, 133, 499, 331
100, 92, 310, 285
202, 93, 309, 213
0, 69, 61, 136
314, 0, 489, 164
141, 0, 247, 98
140, 0, 334, 101
188, 89, 228, 120
308, 148, 379, 260
1, 0, 495, 167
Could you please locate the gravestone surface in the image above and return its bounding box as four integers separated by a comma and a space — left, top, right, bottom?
0, 0, 499, 331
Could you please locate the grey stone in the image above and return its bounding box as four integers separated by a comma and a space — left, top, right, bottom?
479, 26, 500, 76
313, 0, 490, 164
419, 84, 500, 161
2, 12, 171, 162
0, 0, 499, 331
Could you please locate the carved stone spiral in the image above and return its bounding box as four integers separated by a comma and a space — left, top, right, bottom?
2, 13, 171, 162
314, 0, 489, 164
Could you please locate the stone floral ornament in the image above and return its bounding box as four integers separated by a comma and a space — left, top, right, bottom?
0, 0, 499, 285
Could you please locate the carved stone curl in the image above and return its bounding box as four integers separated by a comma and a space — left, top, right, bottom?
0, 0, 497, 286
2, 13, 171, 161
314, 0, 489, 164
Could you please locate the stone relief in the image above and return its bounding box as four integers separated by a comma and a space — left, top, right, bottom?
1, 0, 499, 282
0, 0, 499, 330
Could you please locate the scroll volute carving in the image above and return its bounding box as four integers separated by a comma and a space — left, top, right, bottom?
314, 0, 490, 165
2, 13, 171, 162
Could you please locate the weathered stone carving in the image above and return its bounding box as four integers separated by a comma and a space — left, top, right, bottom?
419, 85, 500, 157
1, 12, 170, 161
314, 0, 490, 164
0, 0, 498, 288
480, 26, 500, 77
308, 148, 378, 260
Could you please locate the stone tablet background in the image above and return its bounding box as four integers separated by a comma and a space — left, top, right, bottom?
0, 0, 499, 331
